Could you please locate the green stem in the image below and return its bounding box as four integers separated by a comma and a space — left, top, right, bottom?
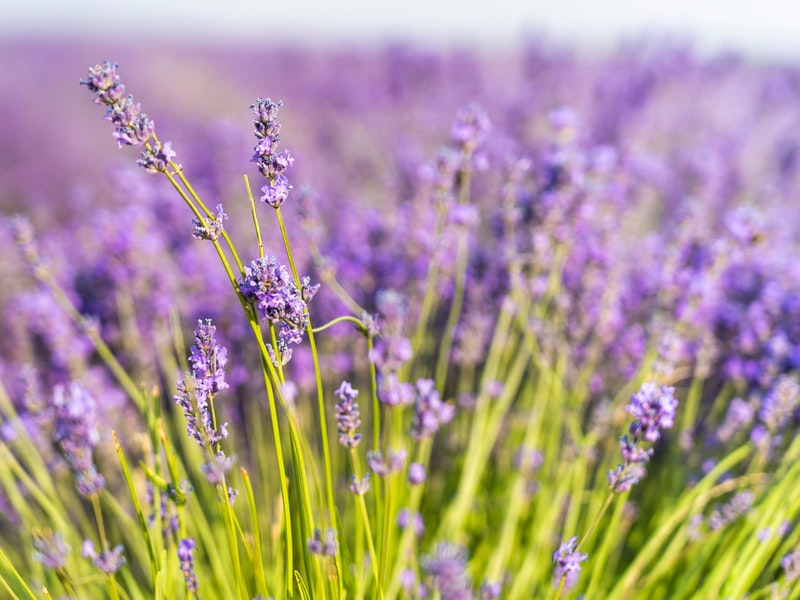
275, 206, 342, 591
349, 450, 383, 599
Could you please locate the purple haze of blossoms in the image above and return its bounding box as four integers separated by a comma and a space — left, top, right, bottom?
174, 319, 230, 449
251, 97, 295, 207
81, 61, 176, 173
52, 382, 106, 497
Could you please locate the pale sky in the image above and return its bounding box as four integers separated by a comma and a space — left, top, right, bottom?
2, 0, 800, 60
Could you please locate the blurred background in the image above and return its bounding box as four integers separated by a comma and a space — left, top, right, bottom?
2, 0, 800, 59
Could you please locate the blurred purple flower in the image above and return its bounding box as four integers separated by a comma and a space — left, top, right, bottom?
626, 382, 678, 443
308, 528, 337, 557
178, 538, 198, 593
552, 536, 587, 591
422, 543, 474, 600
82, 539, 125, 574
52, 382, 105, 497
334, 380, 362, 448
33, 530, 70, 570
411, 378, 455, 441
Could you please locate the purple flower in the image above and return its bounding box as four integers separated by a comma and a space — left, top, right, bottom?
608, 465, 639, 494
397, 509, 425, 536
82, 539, 125, 574
782, 549, 800, 583
137, 140, 176, 173
250, 97, 294, 208
82, 61, 176, 168
261, 174, 292, 208
33, 530, 70, 570
411, 379, 455, 441
408, 462, 427, 485
334, 381, 362, 448
174, 319, 230, 448
200, 452, 235, 486
367, 449, 407, 476
422, 543, 474, 600
480, 581, 502, 600
450, 102, 491, 152
552, 536, 587, 591
349, 474, 370, 495
178, 538, 198, 593
307, 528, 337, 557
192, 203, 229, 241
758, 374, 800, 433
52, 382, 106, 497
717, 397, 755, 443
80, 61, 125, 106
238, 256, 320, 357
625, 382, 678, 443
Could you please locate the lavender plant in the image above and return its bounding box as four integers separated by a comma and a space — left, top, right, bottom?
0, 44, 798, 600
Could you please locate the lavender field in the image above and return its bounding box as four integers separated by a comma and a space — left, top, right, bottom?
2, 39, 800, 598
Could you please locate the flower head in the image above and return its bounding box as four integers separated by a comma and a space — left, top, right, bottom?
238, 257, 319, 358
33, 530, 70, 570
307, 528, 338, 556
52, 382, 106, 496
625, 382, 678, 443
174, 319, 230, 448
192, 203, 229, 241
82, 540, 125, 574
552, 536, 587, 590
178, 538, 198, 593
422, 543, 474, 600
82, 61, 176, 170
334, 381, 362, 448
80, 61, 125, 106
251, 97, 294, 207
411, 379, 455, 441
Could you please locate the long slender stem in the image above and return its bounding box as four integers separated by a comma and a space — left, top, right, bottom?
275, 206, 342, 590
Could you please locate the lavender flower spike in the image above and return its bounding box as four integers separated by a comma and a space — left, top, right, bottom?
251, 97, 294, 207
238, 256, 320, 362
422, 543, 474, 600
174, 319, 230, 448
552, 536, 588, 591
625, 382, 678, 443
178, 538, 198, 593
334, 381, 362, 448
33, 530, 70, 570
82, 539, 126, 574
52, 382, 106, 497
81, 61, 176, 172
